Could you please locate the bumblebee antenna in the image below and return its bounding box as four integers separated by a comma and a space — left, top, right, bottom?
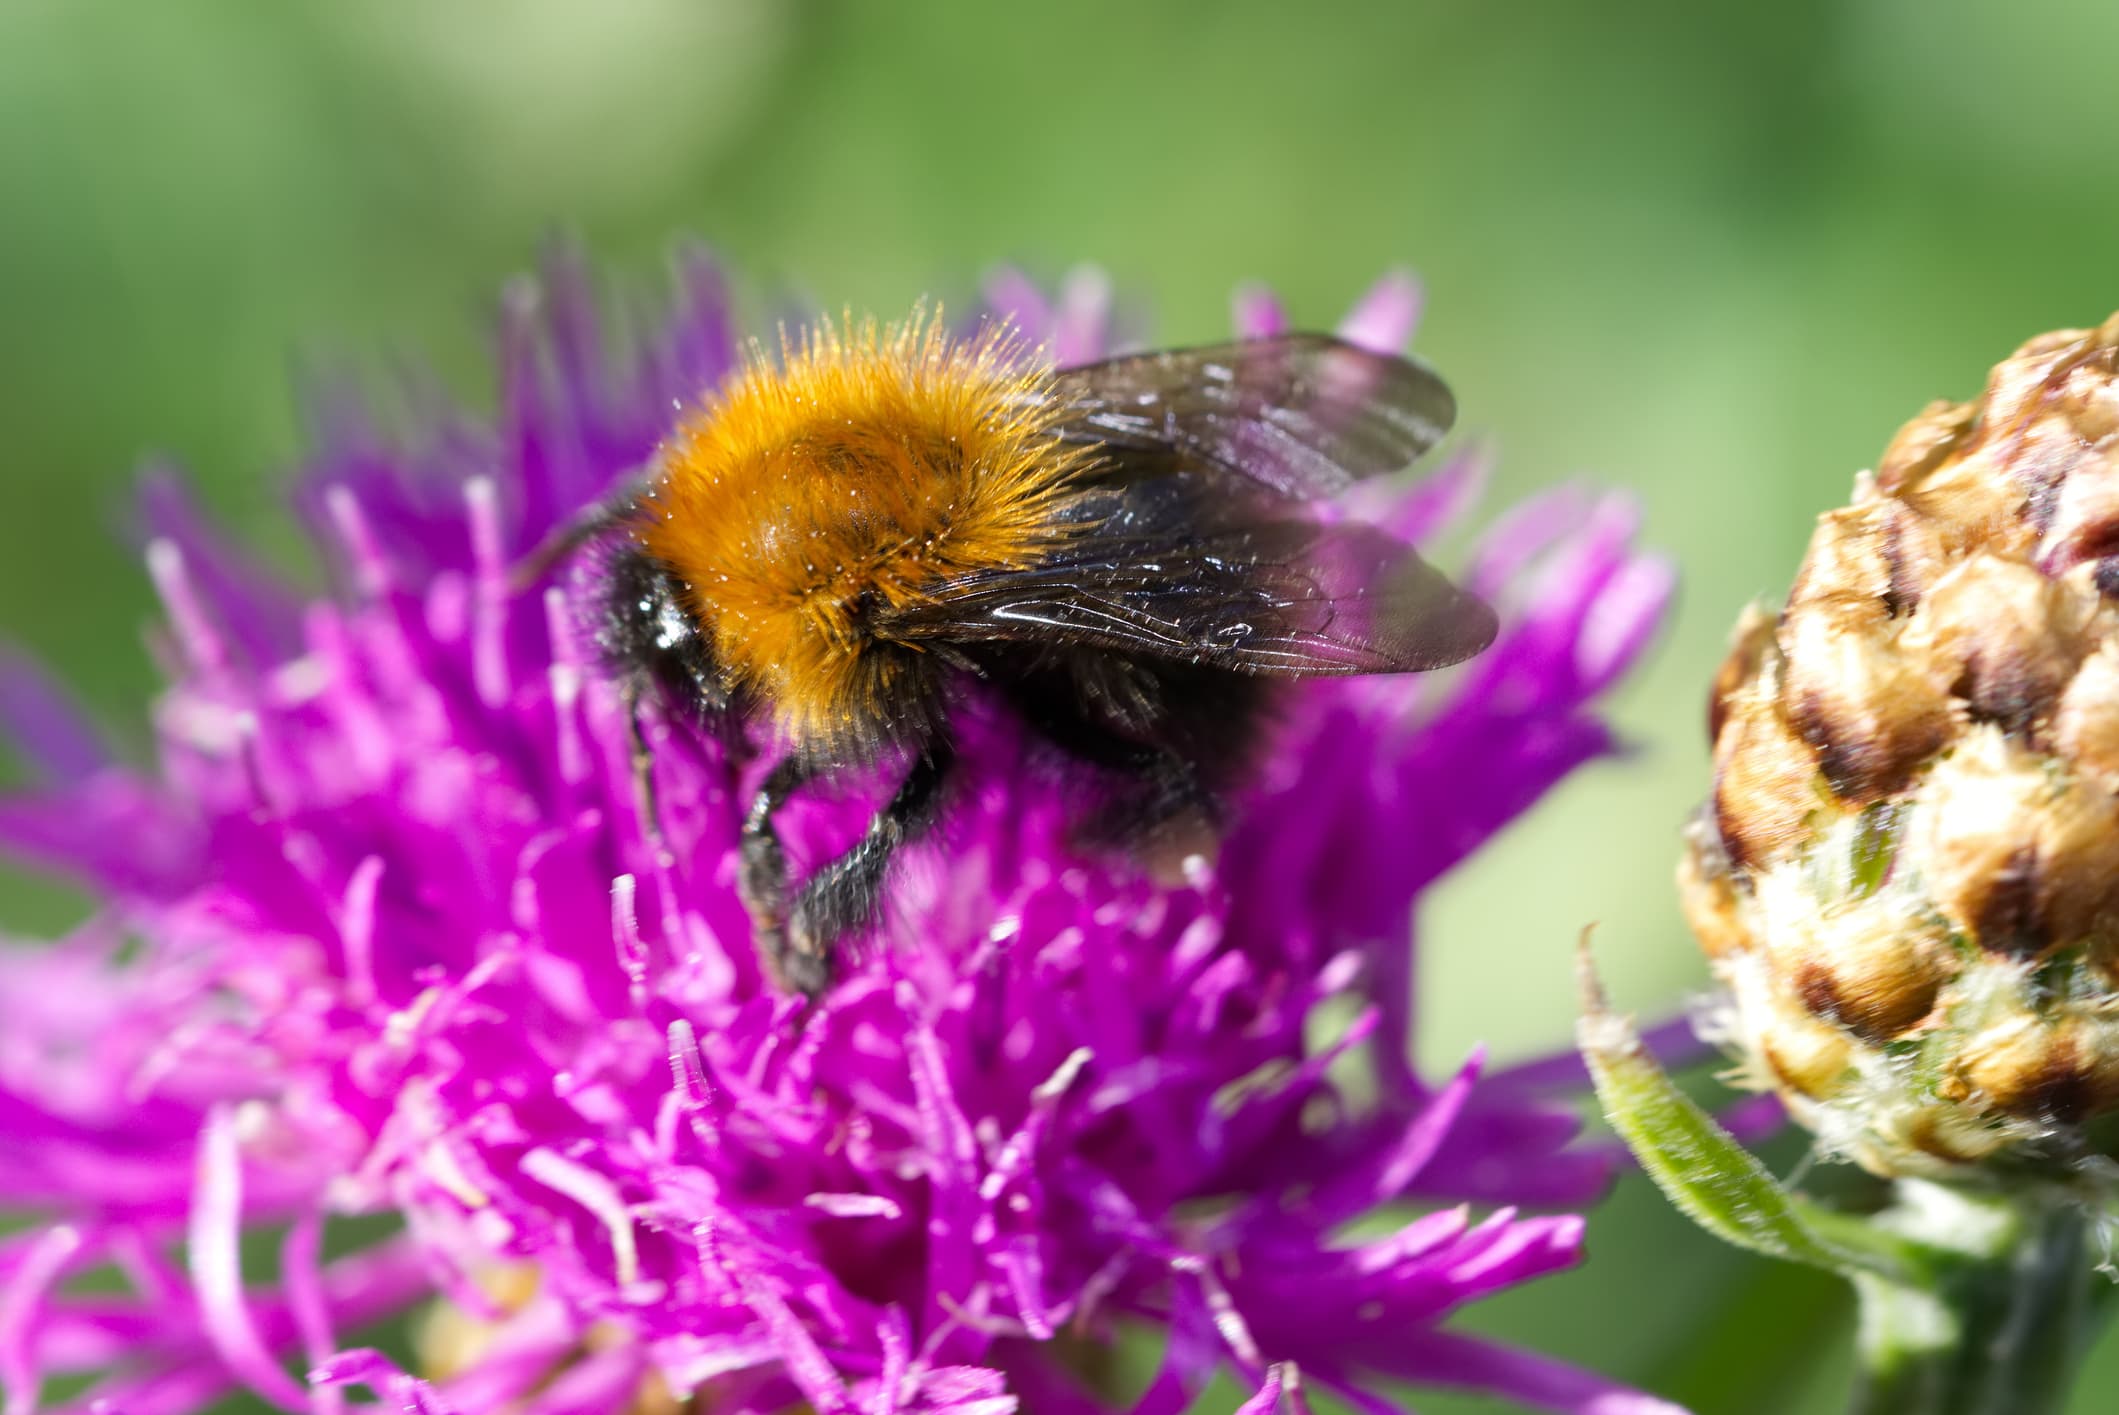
508, 467, 658, 593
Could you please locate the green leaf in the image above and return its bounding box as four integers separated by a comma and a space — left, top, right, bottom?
1574, 933, 1914, 1283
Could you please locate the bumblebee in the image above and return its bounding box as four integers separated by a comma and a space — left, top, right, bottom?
522, 314, 1496, 995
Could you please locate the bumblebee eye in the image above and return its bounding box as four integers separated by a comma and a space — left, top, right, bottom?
596, 545, 726, 723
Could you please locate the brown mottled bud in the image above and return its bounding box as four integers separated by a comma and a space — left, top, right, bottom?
1779, 598, 1953, 802
1948, 1012, 2119, 1125
2040, 466, 2119, 575
1903, 555, 2093, 732
1753, 982, 1855, 1103
1876, 399, 1975, 492
2053, 643, 2119, 787
1880, 497, 1952, 610
1713, 954, 1845, 1111
1887, 1105, 2016, 1172
1910, 728, 2119, 960
1789, 503, 1898, 613
1707, 604, 1777, 746
1678, 812, 1748, 960
1788, 496, 1950, 617
1754, 872, 1955, 1041
1886, 448, 2032, 560
1711, 689, 1820, 869
1685, 311, 2119, 1179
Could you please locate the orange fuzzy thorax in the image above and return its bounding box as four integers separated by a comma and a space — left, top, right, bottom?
641, 314, 1085, 749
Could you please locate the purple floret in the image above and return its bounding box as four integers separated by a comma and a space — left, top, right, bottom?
0, 245, 1681, 1415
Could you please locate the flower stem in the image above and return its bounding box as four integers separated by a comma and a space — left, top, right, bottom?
1849, 1181, 2110, 1415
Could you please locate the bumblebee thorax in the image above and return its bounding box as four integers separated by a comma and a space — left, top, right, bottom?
640, 315, 1083, 746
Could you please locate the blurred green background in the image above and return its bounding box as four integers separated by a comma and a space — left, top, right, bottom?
6, 1, 2119, 1410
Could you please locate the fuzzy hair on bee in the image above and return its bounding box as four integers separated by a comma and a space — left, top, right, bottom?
641, 314, 1093, 760
524, 306, 1498, 997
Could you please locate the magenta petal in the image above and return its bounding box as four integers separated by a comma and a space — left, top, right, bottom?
187, 1111, 311, 1411
312, 1349, 462, 1415
1380, 1330, 1691, 1415
1233, 1364, 1288, 1415
134, 463, 301, 666
1, 1224, 84, 1415
0, 650, 108, 784
980, 269, 1053, 345
1231, 286, 1288, 339
1050, 267, 1113, 365
1337, 270, 1425, 354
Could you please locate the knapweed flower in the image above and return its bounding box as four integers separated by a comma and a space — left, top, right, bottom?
1685, 311, 2119, 1181
0, 248, 1677, 1415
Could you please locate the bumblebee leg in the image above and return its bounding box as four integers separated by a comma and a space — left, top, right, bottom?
739, 755, 816, 987
780, 742, 956, 996
622, 682, 673, 864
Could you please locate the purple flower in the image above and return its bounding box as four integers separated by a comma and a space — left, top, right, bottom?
0, 247, 1679, 1415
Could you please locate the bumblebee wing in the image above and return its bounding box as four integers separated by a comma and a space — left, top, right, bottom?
879, 483, 1495, 676
1046, 334, 1456, 499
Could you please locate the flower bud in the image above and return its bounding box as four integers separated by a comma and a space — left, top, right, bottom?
1686, 312, 2119, 1179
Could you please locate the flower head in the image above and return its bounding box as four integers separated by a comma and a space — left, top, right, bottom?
1686, 311, 2119, 1181
0, 249, 1676, 1414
